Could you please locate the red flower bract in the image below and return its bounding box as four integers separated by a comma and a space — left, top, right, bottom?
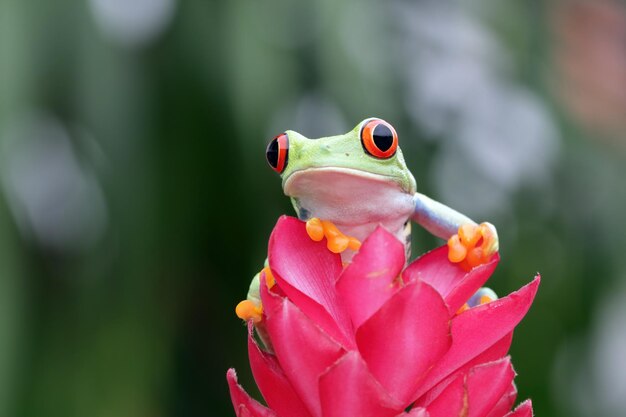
228, 216, 539, 417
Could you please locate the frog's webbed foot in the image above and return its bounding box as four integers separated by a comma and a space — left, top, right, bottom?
235, 299, 263, 323
447, 222, 499, 270
456, 287, 498, 315
305, 218, 361, 254
235, 266, 276, 323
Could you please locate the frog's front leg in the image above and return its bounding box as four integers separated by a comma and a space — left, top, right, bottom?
235, 262, 276, 323
412, 192, 499, 269
304, 218, 362, 254
292, 198, 361, 254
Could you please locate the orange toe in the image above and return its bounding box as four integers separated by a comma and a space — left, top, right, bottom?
448, 235, 467, 263
448, 222, 498, 269
235, 300, 263, 323
328, 235, 349, 253
306, 218, 325, 242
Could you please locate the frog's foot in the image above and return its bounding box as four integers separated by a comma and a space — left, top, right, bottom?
235, 266, 276, 323
235, 300, 263, 323
456, 287, 498, 314
447, 222, 499, 270
305, 218, 361, 254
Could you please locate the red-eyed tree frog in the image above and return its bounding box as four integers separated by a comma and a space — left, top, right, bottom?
236, 118, 499, 322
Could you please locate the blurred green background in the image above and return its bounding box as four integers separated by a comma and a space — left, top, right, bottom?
1, 0, 626, 416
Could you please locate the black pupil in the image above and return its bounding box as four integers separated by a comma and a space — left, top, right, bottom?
266, 138, 280, 168
372, 124, 393, 151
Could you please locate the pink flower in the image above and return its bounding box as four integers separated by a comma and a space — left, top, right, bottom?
228, 216, 539, 417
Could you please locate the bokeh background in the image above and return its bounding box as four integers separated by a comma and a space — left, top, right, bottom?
1, 0, 626, 416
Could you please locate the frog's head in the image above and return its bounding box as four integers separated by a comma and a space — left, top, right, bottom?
265, 118, 417, 204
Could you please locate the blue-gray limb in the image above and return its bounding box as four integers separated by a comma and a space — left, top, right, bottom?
411, 192, 477, 241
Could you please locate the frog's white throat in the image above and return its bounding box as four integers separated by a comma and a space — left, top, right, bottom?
283, 167, 415, 248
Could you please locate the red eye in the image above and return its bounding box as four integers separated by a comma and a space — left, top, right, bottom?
266, 133, 289, 173
360, 118, 398, 159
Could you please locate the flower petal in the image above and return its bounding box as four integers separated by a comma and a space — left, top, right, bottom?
227, 369, 278, 417
504, 400, 533, 417
425, 357, 515, 417
336, 226, 406, 329
265, 296, 346, 417
466, 358, 516, 417
247, 322, 314, 417
424, 372, 466, 417
319, 351, 403, 417
268, 216, 353, 347
486, 381, 517, 417
415, 332, 513, 407
412, 276, 539, 400
403, 245, 500, 314
356, 280, 451, 405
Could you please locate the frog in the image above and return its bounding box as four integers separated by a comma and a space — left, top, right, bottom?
235, 118, 499, 322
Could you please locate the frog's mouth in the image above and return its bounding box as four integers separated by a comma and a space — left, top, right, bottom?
283, 167, 414, 225
284, 166, 408, 193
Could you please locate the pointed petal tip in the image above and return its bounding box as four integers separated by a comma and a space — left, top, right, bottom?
267, 215, 352, 346
505, 399, 533, 417
519, 398, 532, 405
403, 245, 501, 314
356, 280, 451, 405
485, 379, 518, 417
409, 244, 500, 276
424, 356, 516, 417
463, 356, 516, 417
495, 274, 540, 311
472, 355, 512, 371
261, 216, 353, 346
370, 223, 405, 245
227, 368, 278, 417
520, 275, 541, 300
366, 225, 407, 260
336, 224, 406, 329
412, 275, 538, 400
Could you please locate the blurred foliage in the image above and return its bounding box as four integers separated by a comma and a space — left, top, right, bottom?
0, 0, 625, 416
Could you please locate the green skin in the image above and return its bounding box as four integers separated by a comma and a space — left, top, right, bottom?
247, 118, 498, 304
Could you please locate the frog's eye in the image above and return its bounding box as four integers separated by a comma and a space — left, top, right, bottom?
360, 119, 398, 159
266, 133, 289, 173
